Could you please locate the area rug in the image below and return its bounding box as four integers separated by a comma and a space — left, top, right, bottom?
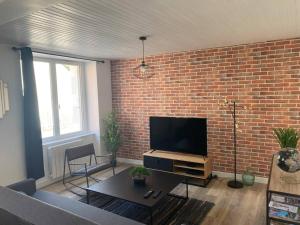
80, 193, 214, 225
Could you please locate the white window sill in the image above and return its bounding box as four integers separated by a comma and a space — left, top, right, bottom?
42, 131, 96, 147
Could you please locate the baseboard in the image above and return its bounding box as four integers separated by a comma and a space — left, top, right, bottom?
37, 158, 268, 188
36, 176, 65, 189
117, 157, 268, 184
212, 171, 268, 184
117, 157, 143, 165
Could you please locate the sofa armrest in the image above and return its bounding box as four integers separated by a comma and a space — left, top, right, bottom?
7, 179, 36, 196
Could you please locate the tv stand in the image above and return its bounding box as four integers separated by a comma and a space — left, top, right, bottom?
150, 149, 156, 153
143, 150, 212, 187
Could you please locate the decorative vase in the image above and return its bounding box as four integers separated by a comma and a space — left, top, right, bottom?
132, 176, 146, 185
242, 171, 255, 186
277, 148, 300, 173
277, 148, 300, 184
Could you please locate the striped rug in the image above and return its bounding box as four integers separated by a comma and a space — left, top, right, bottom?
80, 193, 214, 225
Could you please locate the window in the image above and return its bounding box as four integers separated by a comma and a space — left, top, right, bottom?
33, 58, 86, 140
34, 61, 54, 138
56, 63, 82, 135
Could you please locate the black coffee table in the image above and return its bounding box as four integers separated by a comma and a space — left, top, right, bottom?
86, 168, 188, 225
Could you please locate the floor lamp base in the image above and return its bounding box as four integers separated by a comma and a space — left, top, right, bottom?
227, 180, 243, 189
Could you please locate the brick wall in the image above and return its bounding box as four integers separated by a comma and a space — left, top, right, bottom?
111, 38, 300, 177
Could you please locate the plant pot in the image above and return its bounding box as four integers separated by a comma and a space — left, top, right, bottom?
242, 173, 255, 186
111, 158, 117, 167
132, 176, 146, 185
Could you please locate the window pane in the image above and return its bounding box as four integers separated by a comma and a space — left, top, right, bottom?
34, 61, 54, 138
56, 63, 82, 135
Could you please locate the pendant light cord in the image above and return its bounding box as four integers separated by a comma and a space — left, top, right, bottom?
133, 36, 154, 79
142, 39, 145, 63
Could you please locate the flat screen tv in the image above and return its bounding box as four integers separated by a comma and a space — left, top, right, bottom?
150, 117, 207, 156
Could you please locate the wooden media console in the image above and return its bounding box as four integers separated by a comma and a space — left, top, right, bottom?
143, 150, 212, 186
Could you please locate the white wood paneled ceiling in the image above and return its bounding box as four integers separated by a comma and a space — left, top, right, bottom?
0, 0, 65, 26
0, 0, 300, 59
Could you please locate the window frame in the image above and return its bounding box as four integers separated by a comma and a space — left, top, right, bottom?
34, 56, 88, 142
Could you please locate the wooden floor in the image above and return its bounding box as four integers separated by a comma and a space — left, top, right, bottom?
43, 164, 267, 225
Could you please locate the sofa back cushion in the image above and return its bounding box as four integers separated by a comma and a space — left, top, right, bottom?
0, 186, 98, 225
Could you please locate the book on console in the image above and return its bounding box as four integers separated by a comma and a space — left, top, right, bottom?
269, 201, 298, 214
271, 194, 300, 206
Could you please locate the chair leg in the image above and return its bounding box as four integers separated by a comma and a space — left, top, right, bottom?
112, 166, 115, 176
63, 155, 67, 184
63, 169, 66, 184
90, 176, 101, 183
63, 177, 87, 197
86, 175, 89, 188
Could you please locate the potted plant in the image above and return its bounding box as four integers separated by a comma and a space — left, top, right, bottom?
273, 128, 299, 151
242, 168, 255, 186
273, 128, 300, 173
102, 112, 121, 167
129, 166, 151, 185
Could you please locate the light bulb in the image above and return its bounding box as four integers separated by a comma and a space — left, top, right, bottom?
140, 65, 147, 73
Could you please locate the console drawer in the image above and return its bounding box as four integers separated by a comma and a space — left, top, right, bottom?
144, 156, 173, 172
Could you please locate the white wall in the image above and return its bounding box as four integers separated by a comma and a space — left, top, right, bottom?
85, 60, 113, 155
0, 44, 26, 185
97, 60, 113, 154
85, 61, 101, 154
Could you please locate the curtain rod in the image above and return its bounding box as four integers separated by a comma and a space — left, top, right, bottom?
12, 47, 105, 63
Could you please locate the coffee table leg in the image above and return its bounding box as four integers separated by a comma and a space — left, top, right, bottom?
86, 190, 90, 204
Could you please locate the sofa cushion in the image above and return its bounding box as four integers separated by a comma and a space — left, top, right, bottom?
33, 190, 143, 225
0, 208, 34, 225
7, 178, 36, 195
0, 187, 99, 225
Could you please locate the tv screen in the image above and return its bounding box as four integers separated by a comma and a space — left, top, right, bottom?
150, 117, 207, 156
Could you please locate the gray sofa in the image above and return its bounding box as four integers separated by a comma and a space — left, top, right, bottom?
0, 179, 143, 225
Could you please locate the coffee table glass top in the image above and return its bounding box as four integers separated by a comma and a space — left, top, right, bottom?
86, 168, 185, 207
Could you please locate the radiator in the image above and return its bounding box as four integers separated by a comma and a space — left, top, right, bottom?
45, 134, 97, 179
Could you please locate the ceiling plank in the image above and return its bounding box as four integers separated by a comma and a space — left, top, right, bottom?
0, 0, 67, 26
0, 0, 299, 59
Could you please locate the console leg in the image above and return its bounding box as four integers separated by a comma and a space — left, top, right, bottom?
186, 179, 189, 199
266, 191, 270, 225
149, 208, 153, 225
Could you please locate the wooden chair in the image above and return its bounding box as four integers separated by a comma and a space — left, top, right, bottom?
62, 143, 115, 192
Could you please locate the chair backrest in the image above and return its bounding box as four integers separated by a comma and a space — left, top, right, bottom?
65, 143, 95, 162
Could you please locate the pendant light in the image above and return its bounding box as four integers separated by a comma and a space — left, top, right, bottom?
133, 36, 154, 79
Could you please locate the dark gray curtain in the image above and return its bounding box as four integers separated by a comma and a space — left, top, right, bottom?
20, 47, 45, 179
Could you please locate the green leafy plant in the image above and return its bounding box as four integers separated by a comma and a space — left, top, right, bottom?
273, 128, 299, 149
102, 112, 121, 164
129, 166, 151, 178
